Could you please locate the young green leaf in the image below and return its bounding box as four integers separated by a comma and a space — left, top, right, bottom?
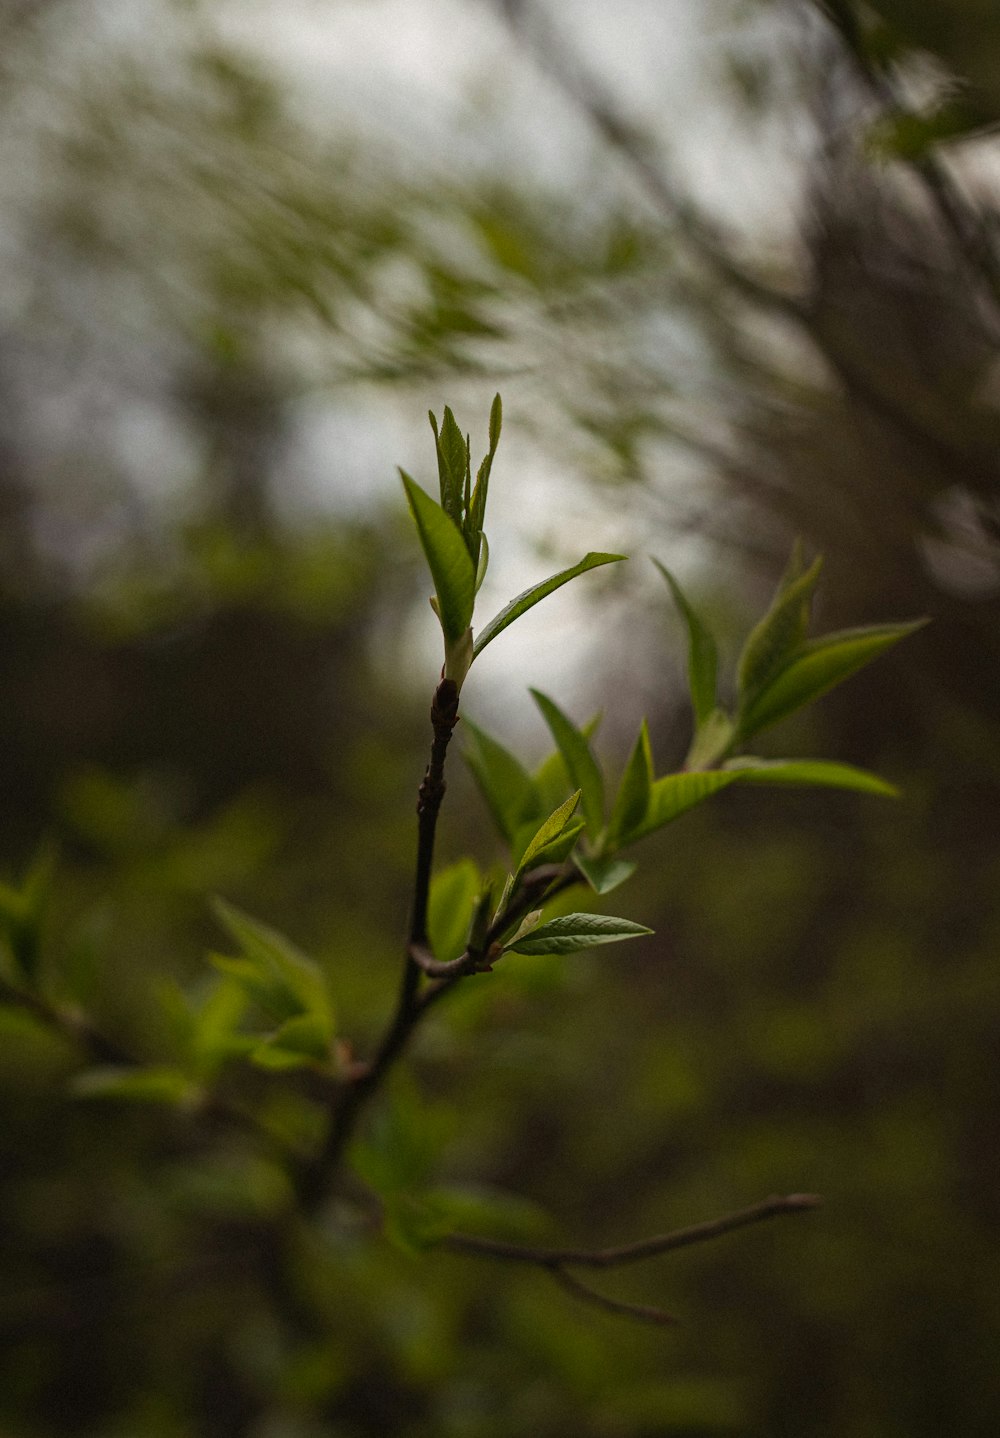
474, 531, 490, 594
463, 718, 542, 843
430, 406, 468, 531
0, 843, 57, 987
400, 470, 476, 643
472, 553, 625, 660
724, 757, 899, 797
533, 713, 602, 814
737, 620, 926, 741
211, 899, 333, 1038
250, 1014, 333, 1070
684, 707, 736, 771
608, 719, 654, 845
531, 691, 605, 839
626, 770, 742, 842
653, 561, 718, 726
737, 554, 823, 708
428, 859, 482, 965
573, 853, 637, 895
160, 977, 253, 1082
71, 1065, 199, 1105
503, 912, 652, 956
514, 790, 581, 879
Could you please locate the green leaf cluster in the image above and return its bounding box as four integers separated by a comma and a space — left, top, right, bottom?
401, 395, 624, 686
459, 544, 921, 965
208, 899, 335, 1071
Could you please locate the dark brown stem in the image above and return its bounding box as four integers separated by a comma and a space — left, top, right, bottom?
297, 677, 461, 1209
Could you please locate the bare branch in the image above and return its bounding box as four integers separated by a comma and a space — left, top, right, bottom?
441, 1192, 822, 1269
549, 1265, 678, 1326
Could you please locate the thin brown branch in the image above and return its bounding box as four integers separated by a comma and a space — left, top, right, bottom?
441, 1192, 822, 1269
549, 1265, 678, 1326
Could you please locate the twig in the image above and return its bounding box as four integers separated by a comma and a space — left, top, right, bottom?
441, 1192, 822, 1268
440, 1192, 820, 1326
549, 1265, 677, 1326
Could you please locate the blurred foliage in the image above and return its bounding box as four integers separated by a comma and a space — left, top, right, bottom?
1, 1, 1000, 1436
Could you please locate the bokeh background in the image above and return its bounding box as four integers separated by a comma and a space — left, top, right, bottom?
2, 1, 1000, 1434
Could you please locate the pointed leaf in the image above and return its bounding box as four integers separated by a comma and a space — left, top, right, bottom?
516, 817, 585, 871
504, 912, 652, 956
627, 770, 741, 842
608, 719, 654, 844
515, 790, 581, 878
400, 471, 476, 643
738, 621, 926, 740
573, 853, 637, 895
431, 406, 468, 529
472, 553, 625, 660
250, 1014, 333, 1070
428, 859, 482, 965
488, 391, 503, 453
531, 691, 605, 839
474, 531, 490, 594
463, 718, 542, 842
534, 713, 601, 813
737, 555, 823, 707
72, 1065, 199, 1105
685, 707, 736, 770
653, 561, 718, 725
211, 899, 333, 1036
725, 757, 899, 797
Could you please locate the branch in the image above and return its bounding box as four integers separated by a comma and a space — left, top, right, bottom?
442, 1191, 820, 1268
408, 862, 578, 977
298, 677, 462, 1207
440, 1192, 820, 1325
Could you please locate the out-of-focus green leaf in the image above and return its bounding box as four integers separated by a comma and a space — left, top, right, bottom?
472, 553, 624, 660
685, 708, 736, 770
210, 898, 333, 1037
504, 912, 652, 956
531, 691, 605, 839
463, 718, 542, 843
428, 859, 482, 965
250, 1014, 332, 1070
737, 553, 823, 708
724, 757, 899, 797
533, 713, 601, 814
654, 560, 718, 725
399, 471, 476, 643
627, 771, 741, 841
160, 977, 253, 1081
573, 853, 637, 895
350, 1079, 452, 1199
71, 1065, 199, 1105
737, 620, 925, 740
0, 843, 57, 987
608, 719, 654, 844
